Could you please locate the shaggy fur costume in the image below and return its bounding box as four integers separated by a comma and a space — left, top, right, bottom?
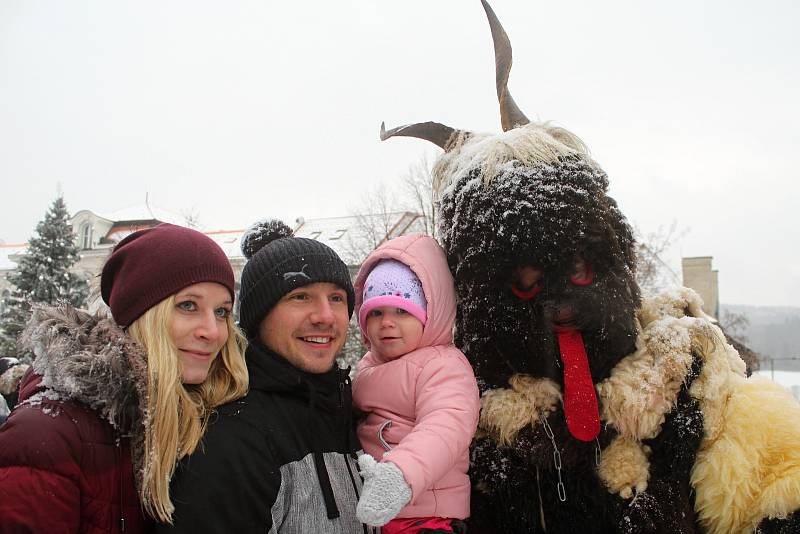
21, 303, 150, 491
380, 2, 800, 532
435, 125, 800, 533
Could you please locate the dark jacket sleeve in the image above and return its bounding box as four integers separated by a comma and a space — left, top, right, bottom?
0, 404, 82, 533
153, 406, 281, 533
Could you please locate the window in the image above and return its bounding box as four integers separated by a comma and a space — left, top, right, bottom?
309, 231, 322, 240
81, 224, 93, 249
329, 229, 347, 240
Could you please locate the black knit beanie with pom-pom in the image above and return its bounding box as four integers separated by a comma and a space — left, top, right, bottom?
237, 218, 355, 339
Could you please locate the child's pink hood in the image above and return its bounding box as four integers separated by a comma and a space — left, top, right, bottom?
355, 233, 456, 358
354, 234, 479, 519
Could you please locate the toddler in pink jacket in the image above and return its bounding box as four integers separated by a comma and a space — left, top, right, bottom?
353, 234, 480, 534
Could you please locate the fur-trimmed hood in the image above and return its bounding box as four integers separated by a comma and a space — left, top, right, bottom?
20, 303, 149, 490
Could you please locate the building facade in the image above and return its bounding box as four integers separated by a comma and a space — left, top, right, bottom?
2, 207, 427, 313
681, 256, 719, 319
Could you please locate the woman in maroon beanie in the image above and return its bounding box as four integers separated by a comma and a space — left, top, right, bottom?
0, 223, 249, 533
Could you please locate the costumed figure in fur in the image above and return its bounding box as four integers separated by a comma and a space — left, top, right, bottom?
379, 1, 800, 532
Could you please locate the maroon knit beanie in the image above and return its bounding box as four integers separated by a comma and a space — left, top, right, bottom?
101, 224, 235, 327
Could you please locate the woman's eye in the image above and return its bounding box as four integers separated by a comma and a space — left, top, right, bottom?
215, 308, 231, 319
396, 308, 408, 315
368, 309, 382, 317
177, 301, 197, 312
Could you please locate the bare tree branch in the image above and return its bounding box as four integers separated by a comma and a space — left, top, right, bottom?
635, 221, 688, 295
181, 207, 202, 229
342, 183, 398, 264
399, 154, 437, 238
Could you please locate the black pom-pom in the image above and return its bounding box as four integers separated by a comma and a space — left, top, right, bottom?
240, 218, 293, 259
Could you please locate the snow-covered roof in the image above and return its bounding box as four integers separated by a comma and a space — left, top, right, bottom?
205, 229, 246, 259
201, 212, 426, 263
92, 204, 185, 226
294, 215, 360, 253
2, 213, 428, 270
0, 243, 27, 271
293, 212, 426, 264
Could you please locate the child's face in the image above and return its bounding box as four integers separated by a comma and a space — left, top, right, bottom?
365, 306, 424, 360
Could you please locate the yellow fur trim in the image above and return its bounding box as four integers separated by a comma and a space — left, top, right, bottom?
638, 286, 715, 328
599, 288, 797, 533
480, 388, 533, 446
479, 374, 561, 446
509, 374, 562, 408
691, 377, 800, 534
600, 288, 744, 442
598, 316, 694, 440
597, 436, 650, 499
688, 319, 747, 441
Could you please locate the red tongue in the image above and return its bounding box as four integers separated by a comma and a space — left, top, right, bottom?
555, 329, 600, 442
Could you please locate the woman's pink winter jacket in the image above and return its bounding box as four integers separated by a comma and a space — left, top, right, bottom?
352, 233, 480, 520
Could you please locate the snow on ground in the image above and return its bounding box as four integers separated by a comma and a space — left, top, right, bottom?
754, 370, 800, 400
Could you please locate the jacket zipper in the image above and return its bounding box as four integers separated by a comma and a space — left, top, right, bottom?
117, 438, 126, 532
344, 452, 373, 534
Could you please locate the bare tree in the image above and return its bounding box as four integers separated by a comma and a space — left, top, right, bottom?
400, 154, 438, 238
718, 310, 759, 374
341, 183, 399, 264
720, 309, 750, 342
181, 207, 202, 229
635, 221, 687, 296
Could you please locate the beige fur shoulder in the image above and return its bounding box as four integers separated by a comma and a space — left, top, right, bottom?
597, 287, 746, 499
598, 287, 745, 442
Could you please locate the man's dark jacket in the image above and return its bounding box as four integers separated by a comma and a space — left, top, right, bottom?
158, 342, 372, 533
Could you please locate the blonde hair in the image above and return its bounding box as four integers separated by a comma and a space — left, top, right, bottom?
127, 295, 249, 524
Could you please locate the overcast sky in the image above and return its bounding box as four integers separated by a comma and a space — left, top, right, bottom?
1, 0, 798, 307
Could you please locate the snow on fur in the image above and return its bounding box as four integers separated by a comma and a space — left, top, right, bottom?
21, 303, 150, 492
432, 122, 592, 198
240, 218, 294, 259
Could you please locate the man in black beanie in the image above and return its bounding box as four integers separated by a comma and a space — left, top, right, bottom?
157, 219, 370, 534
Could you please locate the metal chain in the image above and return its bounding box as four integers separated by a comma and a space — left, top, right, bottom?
540, 411, 566, 502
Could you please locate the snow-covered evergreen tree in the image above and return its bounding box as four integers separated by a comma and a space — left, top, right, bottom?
0, 197, 88, 360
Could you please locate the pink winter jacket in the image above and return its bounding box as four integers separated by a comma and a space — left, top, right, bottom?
353, 234, 480, 520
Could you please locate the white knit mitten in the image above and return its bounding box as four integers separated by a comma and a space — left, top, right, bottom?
356, 454, 412, 526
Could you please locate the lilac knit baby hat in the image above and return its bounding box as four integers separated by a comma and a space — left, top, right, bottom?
359, 259, 427, 332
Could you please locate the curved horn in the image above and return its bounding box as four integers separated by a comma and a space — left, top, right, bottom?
481, 0, 530, 131
380, 121, 462, 151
